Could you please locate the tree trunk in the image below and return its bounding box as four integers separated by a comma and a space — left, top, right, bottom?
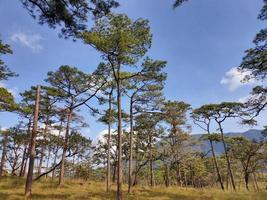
38, 120, 49, 176
37, 147, 44, 176
106, 89, 112, 193
52, 120, 63, 180
226, 168, 229, 190
218, 122, 236, 191
25, 85, 40, 197
253, 173, 259, 191
22, 156, 28, 177
149, 135, 154, 187
176, 164, 183, 187
209, 139, 224, 190
164, 164, 170, 187
244, 172, 249, 191
116, 77, 123, 200
184, 171, 188, 189
128, 98, 134, 193
112, 161, 117, 183
11, 152, 19, 175
59, 109, 72, 186
20, 120, 31, 177
45, 147, 51, 178
19, 145, 27, 176
0, 133, 8, 177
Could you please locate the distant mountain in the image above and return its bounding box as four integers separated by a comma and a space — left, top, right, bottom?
192, 129, 265, 155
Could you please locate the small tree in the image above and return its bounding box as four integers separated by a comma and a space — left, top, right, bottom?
124, 58, 166, 193
192, 105, 225, 190
45, 65, 106, 186
160, 101, 191, 187
227, 136, 266, 191
134, 113, 163, 187
205, 102, 248, 191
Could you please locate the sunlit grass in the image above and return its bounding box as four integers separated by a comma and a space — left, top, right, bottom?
0, 176, 266, 199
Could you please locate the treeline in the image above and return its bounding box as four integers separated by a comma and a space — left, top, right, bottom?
0, 0, 266, 199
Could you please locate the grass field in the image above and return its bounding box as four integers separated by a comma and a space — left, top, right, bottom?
0, 177, 266, 200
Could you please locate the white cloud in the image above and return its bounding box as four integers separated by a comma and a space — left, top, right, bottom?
0, 127, 8, 131
10, 32, 43, 52
220, 67, 256, 91
94, 129, 116, 144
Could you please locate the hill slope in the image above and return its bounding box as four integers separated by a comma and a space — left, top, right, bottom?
192, 129, 264, 154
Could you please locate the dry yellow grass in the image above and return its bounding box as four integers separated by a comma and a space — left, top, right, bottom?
0, 177, 266, 200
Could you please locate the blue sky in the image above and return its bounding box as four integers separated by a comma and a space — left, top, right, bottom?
0, 0, 266, 139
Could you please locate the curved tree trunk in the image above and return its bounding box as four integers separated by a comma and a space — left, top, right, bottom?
59, 109, 72, 187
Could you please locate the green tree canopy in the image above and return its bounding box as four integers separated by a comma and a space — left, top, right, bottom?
20, 0, 119, 38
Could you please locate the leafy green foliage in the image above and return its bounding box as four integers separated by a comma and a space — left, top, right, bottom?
0, 39, 17, 80
238, 0, 266, 81
20, 0, 119, 38
0, 87, 17, 112
173, 0, 189, 8
81, 14, 152, 66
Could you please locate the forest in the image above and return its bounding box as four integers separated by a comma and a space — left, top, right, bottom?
0, 0, 266, 199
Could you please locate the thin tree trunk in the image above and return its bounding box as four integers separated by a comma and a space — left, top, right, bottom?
22, 156, 28, 177
21, 120, 32, 177
209, 139, 224, 190
59, 109, 72, 186
149, 135, 154, 187
38, 146, 44, 176
244, 172, 249, 191
11, 152, 19, 175
0, 133, 8, 177
133, 132, 139, 187
19, 145, 27, 176
45, 147, 51, 178
106, 89, 112, 193
25, 85, 40, 197
115, 72, 123, 200
38, 121, 49, 176
253, 173, 259, 191
217, 122, 236, 191
184, 171, 188, 189
112, 161, 117, 183
176, 164, 183, 187
128, 98, 133, 193
19, 120, 31, 177
164, 164, 170, 187
52, 120, 63, 180
226, 168, 229, 190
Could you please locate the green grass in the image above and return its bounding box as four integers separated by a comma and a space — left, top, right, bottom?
0, 177, 266, 200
